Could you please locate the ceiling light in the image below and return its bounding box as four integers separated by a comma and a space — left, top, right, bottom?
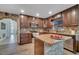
36, 13, 40, 17
21, 9, 24, 13
48, 11, 52, 14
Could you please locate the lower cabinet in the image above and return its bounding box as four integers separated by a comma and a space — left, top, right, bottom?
19, 33, 32, 45
34, 39, 44, 55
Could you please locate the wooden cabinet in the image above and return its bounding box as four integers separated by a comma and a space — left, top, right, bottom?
32, 18, 43, 28
47, 19, 52, 28
20, 15, 28, 28
63, 7, 78, 27
19, 33, 32, 45
76, 5, 79, 26
33, 18, 48, 28
43, 19, 48, 28
27, 17, 32, 27
20, 15, 32, 28
63, 10, 70, 26
37, 18, 43, 28
19, 15, 50, 28
42, 19, 51, 28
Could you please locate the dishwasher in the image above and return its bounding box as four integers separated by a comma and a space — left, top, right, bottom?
64, 36, 74, 52
64, 34, 79, 53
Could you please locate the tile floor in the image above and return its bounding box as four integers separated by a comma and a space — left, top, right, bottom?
0, 43, 34, 55
0, 38, 79, 55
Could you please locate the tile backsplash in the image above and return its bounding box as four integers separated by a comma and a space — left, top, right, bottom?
49, 27, 76, 35
76, 26, 79, 34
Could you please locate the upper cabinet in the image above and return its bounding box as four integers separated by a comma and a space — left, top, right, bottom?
42, 19, 52, 28
20, 15, 28, 28
19, 15, 45, 28
48, 5, 79, 28
48, 13, 63, 27
62, 6, 78, 27
47, 19, 52, 28
34, 18, 43, 28
19, 15, 33, 28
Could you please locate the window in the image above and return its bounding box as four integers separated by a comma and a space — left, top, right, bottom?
1, 22, 6, 30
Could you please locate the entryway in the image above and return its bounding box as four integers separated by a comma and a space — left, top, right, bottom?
0, 18, 34, 55
0, 18, 17, 54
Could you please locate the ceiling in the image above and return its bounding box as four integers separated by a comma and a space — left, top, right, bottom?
0, 4, 75, 18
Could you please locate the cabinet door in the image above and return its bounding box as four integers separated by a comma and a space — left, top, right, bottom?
20, 33, 32, 45
20, 16, 24, 28
23, 16, 28, 28
63, 11, 69, 26
20, 16, 28, 28
67, 10, 72, 26
37, 18, 43, 28
63, 8, 77, 27
43, 20, 48, 28
47, 19, 52, 28
77, 6, 79, 25
28, 17, 32, 27
71, 8, 77, 26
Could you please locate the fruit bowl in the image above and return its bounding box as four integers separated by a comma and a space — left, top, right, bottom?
50, 34, 63, 40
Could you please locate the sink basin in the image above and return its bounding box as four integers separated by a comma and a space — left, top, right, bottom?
32, 33, 39, 37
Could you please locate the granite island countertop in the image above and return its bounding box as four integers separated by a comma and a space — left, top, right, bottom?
33, 34, 72, 45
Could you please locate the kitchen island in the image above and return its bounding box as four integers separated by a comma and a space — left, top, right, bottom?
33, 34, 72, 55
48, 32, 77, 53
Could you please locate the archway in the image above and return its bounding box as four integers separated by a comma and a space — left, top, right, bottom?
0, 18, 17, 45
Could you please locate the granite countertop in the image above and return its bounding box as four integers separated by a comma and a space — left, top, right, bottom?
48, 31, 75, 36
34, 34, 72, 45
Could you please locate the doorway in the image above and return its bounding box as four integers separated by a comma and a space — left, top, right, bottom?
0, 18, 34, 55
0, 18, 17, 54
0, 18, 17, 45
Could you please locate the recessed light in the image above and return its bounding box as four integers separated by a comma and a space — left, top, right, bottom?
21, 9, 24, 13
48, 11, 52, 14
36, 13, 40, 17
